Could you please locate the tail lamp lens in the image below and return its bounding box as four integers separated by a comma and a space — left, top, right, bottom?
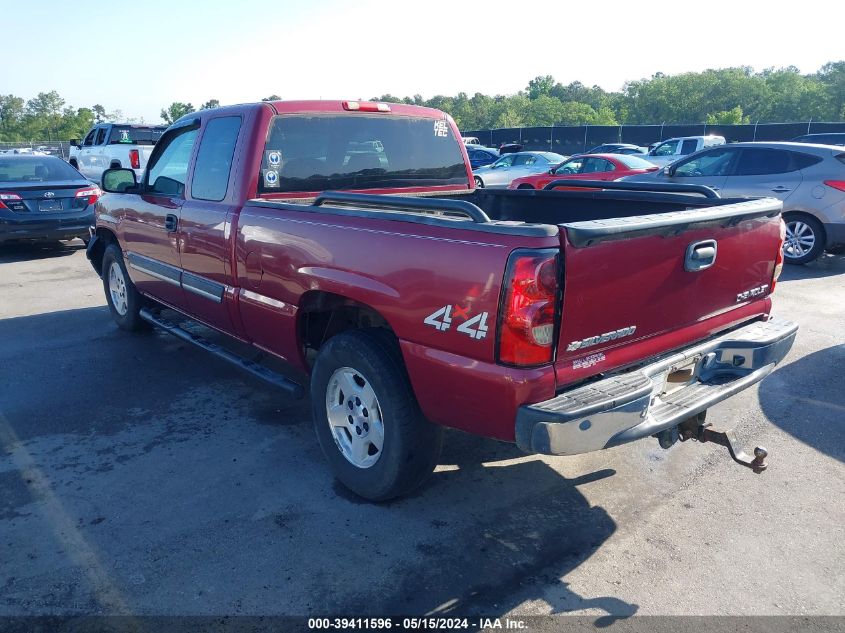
129, 149, 140, 169
0, 192, 22, 209
497, 249, 560, 366
75, 186, 102, 206
823, 179, 845, 192
772, 218, 786, 292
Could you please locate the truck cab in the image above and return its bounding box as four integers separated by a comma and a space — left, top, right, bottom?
646, 135, 726, 166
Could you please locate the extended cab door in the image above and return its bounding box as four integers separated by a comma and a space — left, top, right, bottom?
179, 115, 244, 333
120, 122, 199, 309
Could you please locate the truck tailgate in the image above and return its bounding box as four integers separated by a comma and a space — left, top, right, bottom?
555, 198, 783, 385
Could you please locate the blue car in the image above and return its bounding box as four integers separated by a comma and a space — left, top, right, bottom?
465, 145, 499, 170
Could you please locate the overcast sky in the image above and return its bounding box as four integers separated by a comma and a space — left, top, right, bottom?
6, 0, 844, 123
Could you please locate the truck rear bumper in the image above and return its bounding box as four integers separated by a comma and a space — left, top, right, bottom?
515, 316, 798, 455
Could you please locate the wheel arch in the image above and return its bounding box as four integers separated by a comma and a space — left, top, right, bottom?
297, 290, 398, 369
782, 209, 828, 245
88, 226, 118, 277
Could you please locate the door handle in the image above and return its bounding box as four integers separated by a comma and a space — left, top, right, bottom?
685, 239, 718, 272
771, 186, 791, 193
165, 214, 178, 232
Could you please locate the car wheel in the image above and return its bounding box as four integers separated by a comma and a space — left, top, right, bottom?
310, 329, 442, 502
474, 176, 484, 188
783, 213, 825, 265
101, 243, 148, 331
517, 184, 534, 190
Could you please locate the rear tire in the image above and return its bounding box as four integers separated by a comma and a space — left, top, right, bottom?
310, 329, 442, 502
101, 243, 148, 331
783, 213, 825, 265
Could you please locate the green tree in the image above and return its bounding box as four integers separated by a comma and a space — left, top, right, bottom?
261, 95, 281, 101
526, 75, 556, 100
200, 99, 220, 110
705, 106, 749, 125
160, 102, 194, 124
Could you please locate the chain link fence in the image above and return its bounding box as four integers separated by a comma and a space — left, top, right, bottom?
461, 122, 845, 155
0, 141, 72, 159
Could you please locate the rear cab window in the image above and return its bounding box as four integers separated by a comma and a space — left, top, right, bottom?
108, 126, 165, 145
191, 117, 242, 201
257, 114, 467, 195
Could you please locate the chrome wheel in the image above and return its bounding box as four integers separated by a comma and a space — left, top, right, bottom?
784, 220, 816, 260
108, 261, 128, 316
325, 367, 385, 469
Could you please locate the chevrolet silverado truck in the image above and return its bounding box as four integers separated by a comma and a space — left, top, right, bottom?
86, 100, 797, 501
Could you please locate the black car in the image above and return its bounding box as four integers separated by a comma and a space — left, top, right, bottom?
0, 155, 99, 245
466, 145, 499, 169
790, 133, 845, 147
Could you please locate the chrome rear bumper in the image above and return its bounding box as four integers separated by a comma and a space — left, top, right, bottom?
515, 317, 798, 455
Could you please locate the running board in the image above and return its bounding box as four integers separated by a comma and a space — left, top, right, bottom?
139, 308, 304, 399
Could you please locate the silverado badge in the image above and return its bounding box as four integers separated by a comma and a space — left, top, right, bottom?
567, 325, 637, 352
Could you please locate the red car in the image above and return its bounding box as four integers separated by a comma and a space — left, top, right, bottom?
508, 153, 659, 189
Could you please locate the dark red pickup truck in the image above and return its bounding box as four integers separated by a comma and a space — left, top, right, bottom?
88, 100, 797, 500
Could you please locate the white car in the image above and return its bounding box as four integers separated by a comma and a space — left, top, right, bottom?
643, 135, 726, 166
69, 123, 166, 183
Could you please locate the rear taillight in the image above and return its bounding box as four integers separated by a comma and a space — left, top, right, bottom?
75, 186, 102, 206
497, 249, 560, 367
772, 218, 786, 293
823, 179, 845, 192
0, 192, 22, 209
129, 149, 140, 169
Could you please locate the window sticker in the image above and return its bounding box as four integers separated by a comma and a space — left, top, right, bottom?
119, 130, 131, 143
267, 151, 281, 167
433, 120, 449, 138
264, 169, 279, 188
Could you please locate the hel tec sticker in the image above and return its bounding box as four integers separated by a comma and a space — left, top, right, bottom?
264, 169, 279, 188
433, 120, 449, 138
424, 305, 489, 340
267, 151, 281, 166
566, 325, 636, 352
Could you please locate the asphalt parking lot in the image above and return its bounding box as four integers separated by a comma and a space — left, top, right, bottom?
1, 241, 843, 620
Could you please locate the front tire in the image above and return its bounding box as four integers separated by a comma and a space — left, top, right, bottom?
310, 329, 442, 502
474, 176, 484, 188
517, 184, 534, 190
783, 213, 825, 264
102, 243, 147, 331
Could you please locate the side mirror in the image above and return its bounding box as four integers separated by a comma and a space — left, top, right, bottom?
548, 167, 555, 175
102, 168, 138, 193
69, 139, 79, 147
663, 165, 675, 177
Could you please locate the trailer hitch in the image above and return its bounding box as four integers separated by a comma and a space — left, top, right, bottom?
678, 414, 768, 473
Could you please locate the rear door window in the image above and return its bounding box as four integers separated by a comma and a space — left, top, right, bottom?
259, 114, 467, 194
734, 148, 795, 175
680, 139, 698, 154
790, 152, 823, 170
191, 117, 242, 201
95, 127, 107, 145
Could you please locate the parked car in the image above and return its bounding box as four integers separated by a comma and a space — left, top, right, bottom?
69, 123, 167, 184
584, 143, 647, 155
466, 146, 499, 169
791, 133, 845, 147
88, 100, 795, 501
509, 154, 659, 189
0, 154, 100, 245
498, 143, 523, 155
473, 151, 567, 188
620, 141, 845, 263
644, 135, 726, 166
462, 136, 481, 145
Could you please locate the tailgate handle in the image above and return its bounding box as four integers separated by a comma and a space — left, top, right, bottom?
685, 240, 718, 272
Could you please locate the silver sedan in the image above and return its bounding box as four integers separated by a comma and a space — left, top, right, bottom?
473, 151, 567, 189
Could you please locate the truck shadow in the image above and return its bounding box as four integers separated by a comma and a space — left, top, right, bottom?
0, 305, 638, 623
777, 252, 845, 282
758, 344, 845, 463
0, 240, 85, 264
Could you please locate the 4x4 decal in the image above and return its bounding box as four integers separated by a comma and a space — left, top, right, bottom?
424, 305, 489, 340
